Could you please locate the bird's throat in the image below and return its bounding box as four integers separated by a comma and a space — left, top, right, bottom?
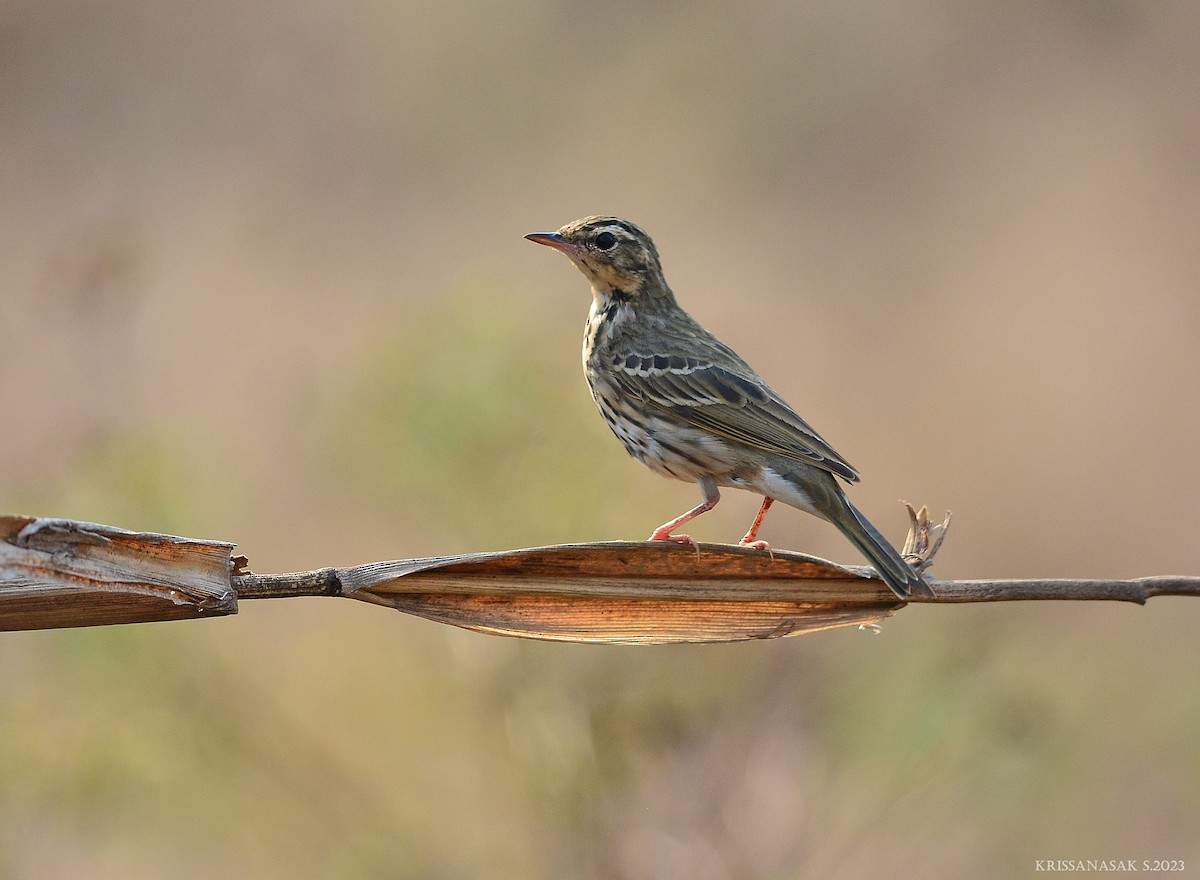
592, 287, 634, 328
584, 290, 634, 360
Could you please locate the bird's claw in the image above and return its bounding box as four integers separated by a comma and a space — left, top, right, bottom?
738, 538, 775, 559
649, 530, 702, 561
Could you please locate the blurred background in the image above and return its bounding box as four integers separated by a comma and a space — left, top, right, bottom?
3, 0, 1199, 876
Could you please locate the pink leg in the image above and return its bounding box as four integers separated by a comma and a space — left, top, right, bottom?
649, 480, 720, 550
739, 496, 774, 553
649, 498, 718, 545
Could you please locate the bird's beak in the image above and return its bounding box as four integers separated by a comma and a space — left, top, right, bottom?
524, 231, 574, 253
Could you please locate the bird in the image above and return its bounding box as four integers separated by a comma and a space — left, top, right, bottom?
525, 216, 931, 599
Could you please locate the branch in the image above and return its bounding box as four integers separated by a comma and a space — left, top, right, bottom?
914, 576, 1198, 603
2, 511, 1196, 642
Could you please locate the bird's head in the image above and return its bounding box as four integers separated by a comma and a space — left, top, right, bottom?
525, 216, 668, 301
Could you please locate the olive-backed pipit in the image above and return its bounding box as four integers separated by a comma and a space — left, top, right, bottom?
526, 216, 930, 598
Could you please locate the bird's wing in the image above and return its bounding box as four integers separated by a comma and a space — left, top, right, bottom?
607, 351, 861, 482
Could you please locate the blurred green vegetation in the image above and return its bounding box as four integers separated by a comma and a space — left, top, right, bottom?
3, 0, 1200, 877
331, 282, 634, 548
36, 433, 199, 534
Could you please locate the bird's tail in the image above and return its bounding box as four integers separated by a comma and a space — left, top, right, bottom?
830, 497, 933, 599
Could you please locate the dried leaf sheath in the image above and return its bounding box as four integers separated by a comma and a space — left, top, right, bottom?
0, 515, 237, 631
340, 542, 903, 644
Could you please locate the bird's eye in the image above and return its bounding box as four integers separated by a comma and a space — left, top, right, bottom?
594, 232, 617, 250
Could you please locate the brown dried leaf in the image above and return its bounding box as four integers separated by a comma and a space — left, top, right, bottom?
341, 541, 904, 644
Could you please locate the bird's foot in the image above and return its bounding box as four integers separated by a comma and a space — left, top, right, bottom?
738, 497, 775, 557
738, 537, 775, 559
648, 529, 701, 561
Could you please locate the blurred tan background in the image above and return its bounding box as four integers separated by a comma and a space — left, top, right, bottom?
3, 1, 1199, 877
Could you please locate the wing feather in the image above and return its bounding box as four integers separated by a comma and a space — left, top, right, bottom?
610, 356, 860, 482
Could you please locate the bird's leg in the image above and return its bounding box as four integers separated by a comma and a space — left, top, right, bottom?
648, 479, 719, 555
648, 500, 717, 543
739, 496, 775, 553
